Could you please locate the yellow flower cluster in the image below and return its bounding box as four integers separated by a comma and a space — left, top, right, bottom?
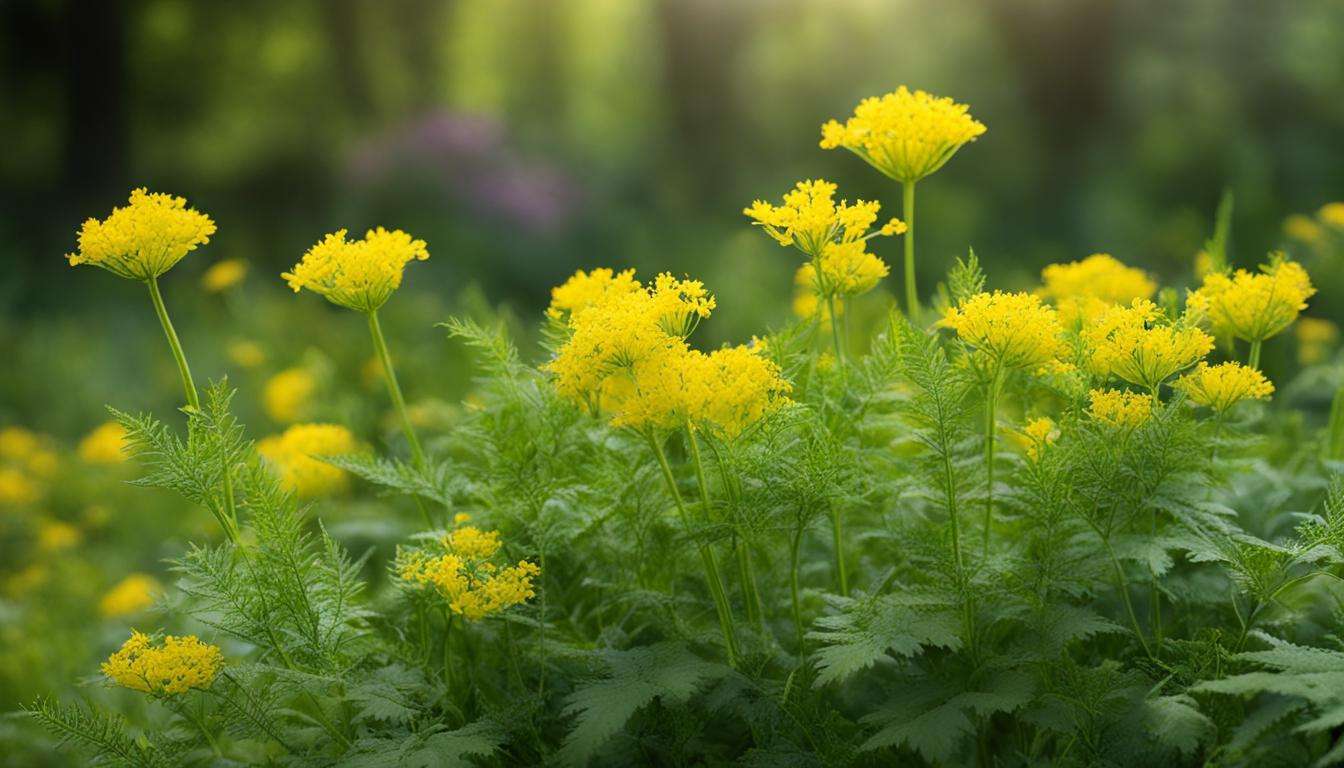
1039, 254, 1157, 327
1174, 362, 1274, 414
102, 631, 223, 696
0, 427, 56, 506
547, 269, 789, 437
820, 87, 987, 183
99, 573, 160, 618
66, 189, 216, 281
258, 423, 358, 498
397, 525, 540, 621
263, 367, 317, 424
1187, 256, 1315, 343
1011, 417, 1058, 462
1321, 202, 1344, 229
1081, 300, 1213, 391
201, 258, 248, 293
546, 267, 641, 321
1088, 389, 1152, 430
228, 339, 266, 369
1297, 317, 1339, 365
744, 179, 902, 300
283, 227, 429, 313
38, 519, 81, 552
78, 421, 129, 464
941, 291, 1067, 371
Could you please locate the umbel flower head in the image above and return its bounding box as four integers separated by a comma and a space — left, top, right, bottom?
940, 291, 1067, 371
546, 267, 641, 322
67, 188, 216, 281
284, 227, 429, 313
1088, 388, 1152, 431
744, 179, 905, 258
1081, 299, 1213, 391
258, 423, 359, 498
1010, 417, 1058, 462
1297, 317, 1339, 365
820, 87, 987, 183
1039, 254, 1157, 327
101, 631, 223, 696
397, 525, 540, 621
99, 573, 160, 618
1187, 255, 1316, 343
1174, 362, 1274, 415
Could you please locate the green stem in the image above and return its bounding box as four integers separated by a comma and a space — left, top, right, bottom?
789, 525, 805, 651
368, 310, 433, 529
902, 181, 918, 317
146, 277, 200, 410
442, 608, 455, 690
827, 293, 846, 369
735, 538, 764, 629
176, 700, 221, 758
982, 368, 1002, 558
1100, 534, 1155, 659
1247, 338, 1262, 370
830, 505, 849, 596
650, 433, 740, 666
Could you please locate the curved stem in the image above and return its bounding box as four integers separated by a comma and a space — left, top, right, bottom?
368, 310, 425, 467
902, 181, 919, 317
1100, 534, 1155, 659
146, 277, 199, 410
650, 432, 740, 666
830, 505, 849, 596
789, 525, 805, 651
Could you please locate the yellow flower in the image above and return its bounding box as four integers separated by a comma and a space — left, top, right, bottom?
258, 423, 358, 498
1297, 317, 1339, 365
37, 520, 81, 552
1039, 254, 1157, 327
263, 367, 317, 424
0, 468, 39, 506
102, 631, 223, 696
1081, 299, 1213, 391
1174, 362, 1273, 415
227, 339, 266, 369
283, 227, 429, 313
201, 258, 248, 292
547, 267, 641, 321
397, 528, 540, 621
1088, 389, 1152, 430
99, 574, 160, 618
744, 179, 904, 261
1318, 202, 1344, 229
1284, 214, 1324, 244
820, 87, 986, 183
0, 427, 40, 461
78, 421, 129, 464
26, 449, 58, 478
819, 240, 890, 296
941, 291, 1067, 371
1187, 256, 1315, 343
1010, 417, 1057, 462
66, 189, 216, 281
791, 263, 842, 326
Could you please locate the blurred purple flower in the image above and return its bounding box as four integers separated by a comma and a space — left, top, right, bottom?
348, 111, 582, 234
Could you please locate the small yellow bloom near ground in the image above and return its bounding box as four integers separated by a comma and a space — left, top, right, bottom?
283, 227, 429, 313
257, 423, 358, 498
201, 258, 248, 292
1039, 254, 1157, 327
66, 189, 216, 281
37, 520, 81, 552
102, 631, 223, 696
941, 291, 1067, 371
1175, 362, 1274, 415
1088, 389, 1153, 430
99, 573, 160, 618
78, 421, 129, 464
227, 339, 266, 369
1297, 317, 1339, 365
1319, 202, 1344, 230
1284, 214, 1324, 244
1187, 255, 1315, 344
1081, 299, 1213, 392
0, 427, 40, 461
397, 524, 540, 621
0, 468, 39, 506
820, 87, 986, 183
1009, 417, 1058, 462
263, 367, 317, 424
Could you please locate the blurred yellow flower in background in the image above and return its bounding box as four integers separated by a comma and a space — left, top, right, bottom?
227, 339, 266, 369
99, 573, 160, 618
0, 427, 40, 460
263, 367, 317, 423
1010, 417, 1058, 462
258, 423, 358, 498
1297, 317, 1339, 365
0, 468, 39, 506
65, 189, 216, 281
1284, 214, 1324, 244
37, 520, 81, 552
1318, 202, 1344, 229
201, 258, 248, 292
1039, 254, 1157, 327
283, 227, 429, 313
78, 421, 129, 464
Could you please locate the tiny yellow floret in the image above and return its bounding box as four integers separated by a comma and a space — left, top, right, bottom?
1039, 254, 1157, 327
67, 189, 216, 281
941, 291, 1067, 371
397, 527, 539, 621
263, 367, 317, 424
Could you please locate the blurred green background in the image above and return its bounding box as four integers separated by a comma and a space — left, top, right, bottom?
4, 0, 1344, 432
